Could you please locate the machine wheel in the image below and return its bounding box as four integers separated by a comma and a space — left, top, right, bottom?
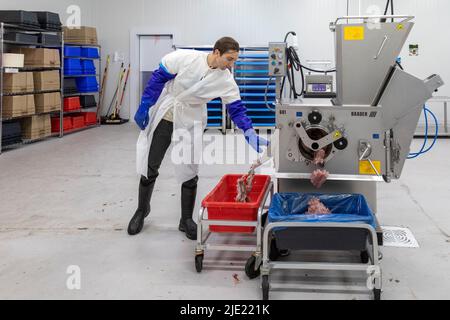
360, 250, 369, 264
373, 288, 382, 301
195, 254, 204, 273
245, 255, 261, 279
262, 275, 270, 300
269, 237, 280, 261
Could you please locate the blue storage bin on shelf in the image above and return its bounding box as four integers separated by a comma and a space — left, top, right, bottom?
81, 47, 100, 59
64, 58, 82, 75
64, 46, 81, 57
81, 60, 96, 75
76, 76, 99, 93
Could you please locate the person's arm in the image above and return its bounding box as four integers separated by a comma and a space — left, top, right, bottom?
226, 100, 252, 132
142, 63, 176, 107
134, 63, 176, 130
223, 78, 269, 153
134, 50, 195, 130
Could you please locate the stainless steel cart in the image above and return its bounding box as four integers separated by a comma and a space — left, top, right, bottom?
195, 182, 274, 278
260, 221, 383, 300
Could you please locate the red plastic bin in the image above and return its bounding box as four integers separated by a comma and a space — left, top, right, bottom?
71, 115, 85, 129
202, 174, 271, 233
64, 97, 81, 111
82, 112, 97, 125
51, 116, 73, 132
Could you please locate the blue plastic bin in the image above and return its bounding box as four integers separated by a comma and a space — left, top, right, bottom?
64, 46, 81, 57
81, 47, 100, 59
269, 193, 376, 228
64, 58, 82, 75
267, 193, 379, 252
81, 60, 96, 75
76, 76, 99, 92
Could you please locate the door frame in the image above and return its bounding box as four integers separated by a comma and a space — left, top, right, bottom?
129, 28, 177, 117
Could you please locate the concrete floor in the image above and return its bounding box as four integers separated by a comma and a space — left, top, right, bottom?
0, 124, 449, 300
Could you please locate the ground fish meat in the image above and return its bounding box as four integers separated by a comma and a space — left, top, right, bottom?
236, 173, 254, 203
313, 149, 326, 166
307, 197, 331, 215
236, 160, 262, 203
310, 169, 329, 189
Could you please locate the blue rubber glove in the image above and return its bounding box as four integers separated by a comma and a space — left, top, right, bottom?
134, 99, 151, 130
226, 100, 253, 133
134, 63, 176, 130
244, 129, 270, 153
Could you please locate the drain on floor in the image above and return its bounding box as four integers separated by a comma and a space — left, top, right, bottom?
381, 226, 419, 248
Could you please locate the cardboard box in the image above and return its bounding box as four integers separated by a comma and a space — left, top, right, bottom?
2, 53, 24, 68
10, 48, 60, 68
3, 72, 34, 93
63, 26, 98, 45
35, 92, 61, 113
21, 114, 51, 140
2, 95, 35, 118
33, 71, 60, 91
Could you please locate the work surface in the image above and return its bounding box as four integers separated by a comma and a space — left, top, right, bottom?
0, 124, 449, 300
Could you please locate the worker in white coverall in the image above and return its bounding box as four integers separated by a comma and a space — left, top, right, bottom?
128, 37, 269, 240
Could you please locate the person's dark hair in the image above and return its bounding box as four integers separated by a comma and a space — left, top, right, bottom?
213, 37, 240, 55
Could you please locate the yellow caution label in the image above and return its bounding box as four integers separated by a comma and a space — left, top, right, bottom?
397, 24, 404, 30
359, 160, 381, 175
344, 26, 365, 41
334, 131, 342, 139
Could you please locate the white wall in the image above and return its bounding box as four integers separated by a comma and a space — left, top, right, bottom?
92, 0, 347, 119
2, 0, 449, 120
89, 0, 450, 120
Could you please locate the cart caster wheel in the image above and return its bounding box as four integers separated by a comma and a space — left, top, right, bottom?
195, 254, 204, 273
360, 250, 369, 264
269, 238, 280, 261
245, 256, 261, 279
262, 275, 269, 300
373, 289, 381, 301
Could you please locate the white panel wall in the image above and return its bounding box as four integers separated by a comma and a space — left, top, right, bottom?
92, 0, 347, 119
2, 0, 448, 121
89, 0, 450, 120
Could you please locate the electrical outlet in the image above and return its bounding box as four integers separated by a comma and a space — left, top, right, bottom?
113, 52, 125, 62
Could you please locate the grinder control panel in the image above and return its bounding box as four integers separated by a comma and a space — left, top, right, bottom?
268, 42, 287, 77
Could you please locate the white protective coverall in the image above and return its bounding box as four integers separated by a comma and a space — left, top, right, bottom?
136, 49, 241, 183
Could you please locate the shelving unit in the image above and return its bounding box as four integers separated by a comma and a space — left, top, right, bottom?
234, 46, 276, 130
0, 22, 64, 154
1, 22, 103, 154
52, 123, 99, 136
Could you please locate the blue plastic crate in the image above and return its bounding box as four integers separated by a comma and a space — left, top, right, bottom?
64, 58, 82, 75
81, 60, 96, 75
81, 47, 100, 59
76, 76, 99, 92
64, 46, 81, 57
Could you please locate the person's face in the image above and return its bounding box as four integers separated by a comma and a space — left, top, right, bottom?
214, 49, 239, 70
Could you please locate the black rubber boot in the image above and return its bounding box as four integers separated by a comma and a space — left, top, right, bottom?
127, 177, 155, 235
178, 176, 198, 240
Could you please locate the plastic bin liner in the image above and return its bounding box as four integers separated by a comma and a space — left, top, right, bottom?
268, 193, 376, 229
